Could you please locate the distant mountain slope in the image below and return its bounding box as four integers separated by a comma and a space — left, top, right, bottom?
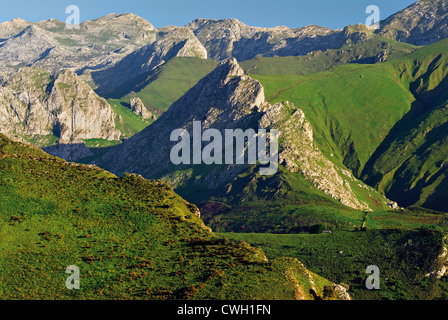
187, 19, 386, 61
91, 27, 208, 95
380, 0, 448, 45
0, 133, 346, 300
106, 57, 217, 112
240, 38, 420, 76
2, 1, 446, 96
0, 13, 157, 76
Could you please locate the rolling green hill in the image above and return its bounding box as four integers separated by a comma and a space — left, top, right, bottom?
0, 133, 342, 300
240, 38, 419, 76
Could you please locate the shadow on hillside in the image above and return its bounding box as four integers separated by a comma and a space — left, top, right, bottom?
42, 142, 93, 162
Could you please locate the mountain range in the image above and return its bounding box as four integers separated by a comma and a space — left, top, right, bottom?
1, 0, 448, 300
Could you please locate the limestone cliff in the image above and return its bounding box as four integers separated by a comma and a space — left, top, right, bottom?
0, 67, 121, 160
129, 97, 155, 120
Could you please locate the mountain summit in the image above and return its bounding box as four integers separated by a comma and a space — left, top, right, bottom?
380, 0, 448, 45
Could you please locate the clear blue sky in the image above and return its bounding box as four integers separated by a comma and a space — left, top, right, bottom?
0, 0, 417, 29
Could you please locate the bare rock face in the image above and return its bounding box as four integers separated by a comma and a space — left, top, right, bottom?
186, 18, 377, 61
95, 58, 388, 210
47, 69, 121, 141
0, 25, 58, 68
0, 18, 34, 41
379, 0, 448, 45
0, 14, 159, 88
0, 67, 121, 160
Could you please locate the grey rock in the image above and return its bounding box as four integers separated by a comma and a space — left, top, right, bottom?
129, 96, 155, 120
0, 67, 121, 160
379, 0, 448, 45
186, 18, 375, 61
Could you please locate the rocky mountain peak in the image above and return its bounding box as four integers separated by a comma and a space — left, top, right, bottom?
160, 57, 264, 121
212, 57, 245, 82
0, 24, 57, 66
18, 24, 46, 37
380, 0, 448, 45
0, 18, 30, 39
54, 68, 77, 82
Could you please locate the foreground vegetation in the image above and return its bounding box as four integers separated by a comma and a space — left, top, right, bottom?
222, 226, 448, 300
0, 134, 339, 300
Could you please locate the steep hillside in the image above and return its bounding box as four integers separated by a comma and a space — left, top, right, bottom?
240, 38, 419, 76
94, 58, 395, 235
361, 39, 448, 211
92, 27, 208, 95
251, 62, 415, 177
0, 133, 346, 300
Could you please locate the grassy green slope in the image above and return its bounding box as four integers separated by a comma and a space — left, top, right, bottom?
251, 62, 415, 177
0, 134, 338, 300
361, 39, 448, 211
241, 38, 419, 77
183, 165, 391, 234
106, 57, 218, 112
108, 98, 153, 138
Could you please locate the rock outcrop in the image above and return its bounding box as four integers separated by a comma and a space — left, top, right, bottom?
0, 67, 121, 160
129, 97, 155, 120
